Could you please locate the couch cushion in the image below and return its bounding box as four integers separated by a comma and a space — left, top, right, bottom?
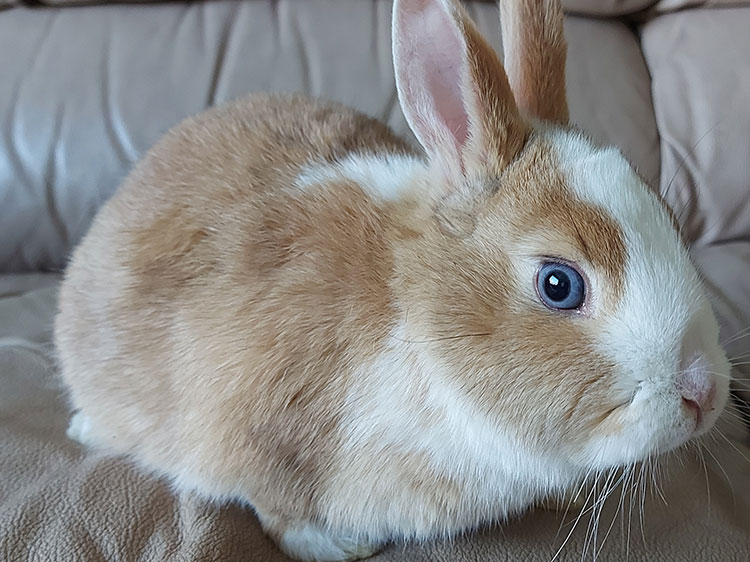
1, 0, 663, 17
692, 243, 750, 403
642, 6, 750, 247
0, 1, 658, 272
563, 0, 656, 15
655, 0, 750, 11
1, 275, 749, 561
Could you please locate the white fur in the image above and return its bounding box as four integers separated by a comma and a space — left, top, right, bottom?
292, 128, 730, 507
323, 324, 581, 539
294, 128, 731, 488
546, 127, 731, 467
294, 153, 426, 203
280, 524, 379, 562
67, 412, 94, 445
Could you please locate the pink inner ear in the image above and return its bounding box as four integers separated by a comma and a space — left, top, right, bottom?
423, 17, 469, 151
395, 0, 470, 165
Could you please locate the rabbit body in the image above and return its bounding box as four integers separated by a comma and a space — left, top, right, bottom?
57, 94, 539, 556
55, 1, 731, 560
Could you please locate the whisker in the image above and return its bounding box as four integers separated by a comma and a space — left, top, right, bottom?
721, 402, 750, 420
549, 472, 602, 562
638, 462, 647, 545
620, 465, 634, 561
650, 456, 668, 506
720, 406, 747, 418
721, 326, 750, 346
626, 464, 639, 561
583, 468, 618, 562
580, 475, 602, 561
715, 430, 750, 466
662, 121, 721, 206
393, 332, 492, 344
552, 469, 595, 544
696, 444, 712, 518
703, 441, 736, 512
702, 370, 734, 380
578, 468, 624, 521
596, 467, 632, 560
722, 399, 750, 411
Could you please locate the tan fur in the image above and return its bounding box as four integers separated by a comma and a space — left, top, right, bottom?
500, 138, 627, 302
458, 4, 530, 173
500, 0, 569, 123
394, 134, 626, 447
306, 133, 630, 538
56, 95, 415, 524
56, 96, 627, 540
55, 1, 639, 558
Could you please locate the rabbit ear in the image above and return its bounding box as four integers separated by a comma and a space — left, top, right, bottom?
392, 0, 528, 190
499, 0, 569, 124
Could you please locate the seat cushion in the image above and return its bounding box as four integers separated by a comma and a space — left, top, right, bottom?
655, 0, 750, 11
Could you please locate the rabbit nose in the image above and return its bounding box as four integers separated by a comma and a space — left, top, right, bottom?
678, 352, 717, 424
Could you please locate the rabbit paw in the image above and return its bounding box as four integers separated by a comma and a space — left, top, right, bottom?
66, 411, 95, 445
279, 522, 380, 562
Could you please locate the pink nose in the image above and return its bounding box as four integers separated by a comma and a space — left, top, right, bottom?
678, 352, 716, 422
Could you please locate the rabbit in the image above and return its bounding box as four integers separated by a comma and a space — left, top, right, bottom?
54, 0, 731, 560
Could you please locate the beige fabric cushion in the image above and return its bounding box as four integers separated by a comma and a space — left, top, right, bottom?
1, 275, 749, 562
563, 0, 656, 15
655, 0, 750, 11
0, 0, 662, 16
0, 1, 659, 272
642, 6, 750, 247
692, 244, 750, 404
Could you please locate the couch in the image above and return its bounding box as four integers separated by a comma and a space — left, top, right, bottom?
1, 1, 749, 560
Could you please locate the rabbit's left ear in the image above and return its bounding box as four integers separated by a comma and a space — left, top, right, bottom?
392, 0, 529, 191
499, 0, 569, 124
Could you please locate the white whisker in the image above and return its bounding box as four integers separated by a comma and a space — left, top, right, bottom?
696, 444, 711, 518
703, 440, 736, 512
721, 326, 750, 346
549, 471, 602, 562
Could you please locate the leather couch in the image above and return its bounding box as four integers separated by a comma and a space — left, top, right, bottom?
1, 1, 748, 560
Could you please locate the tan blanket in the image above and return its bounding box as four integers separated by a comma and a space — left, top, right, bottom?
2, 274, 749, 562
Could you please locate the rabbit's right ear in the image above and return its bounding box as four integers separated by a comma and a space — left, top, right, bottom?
499, 0, 569, 124
392, 0, 528, 192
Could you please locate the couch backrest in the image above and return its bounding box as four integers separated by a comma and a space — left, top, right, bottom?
0, 0, 748, 272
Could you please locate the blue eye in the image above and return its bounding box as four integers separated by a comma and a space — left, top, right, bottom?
536, 262, 585, 310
